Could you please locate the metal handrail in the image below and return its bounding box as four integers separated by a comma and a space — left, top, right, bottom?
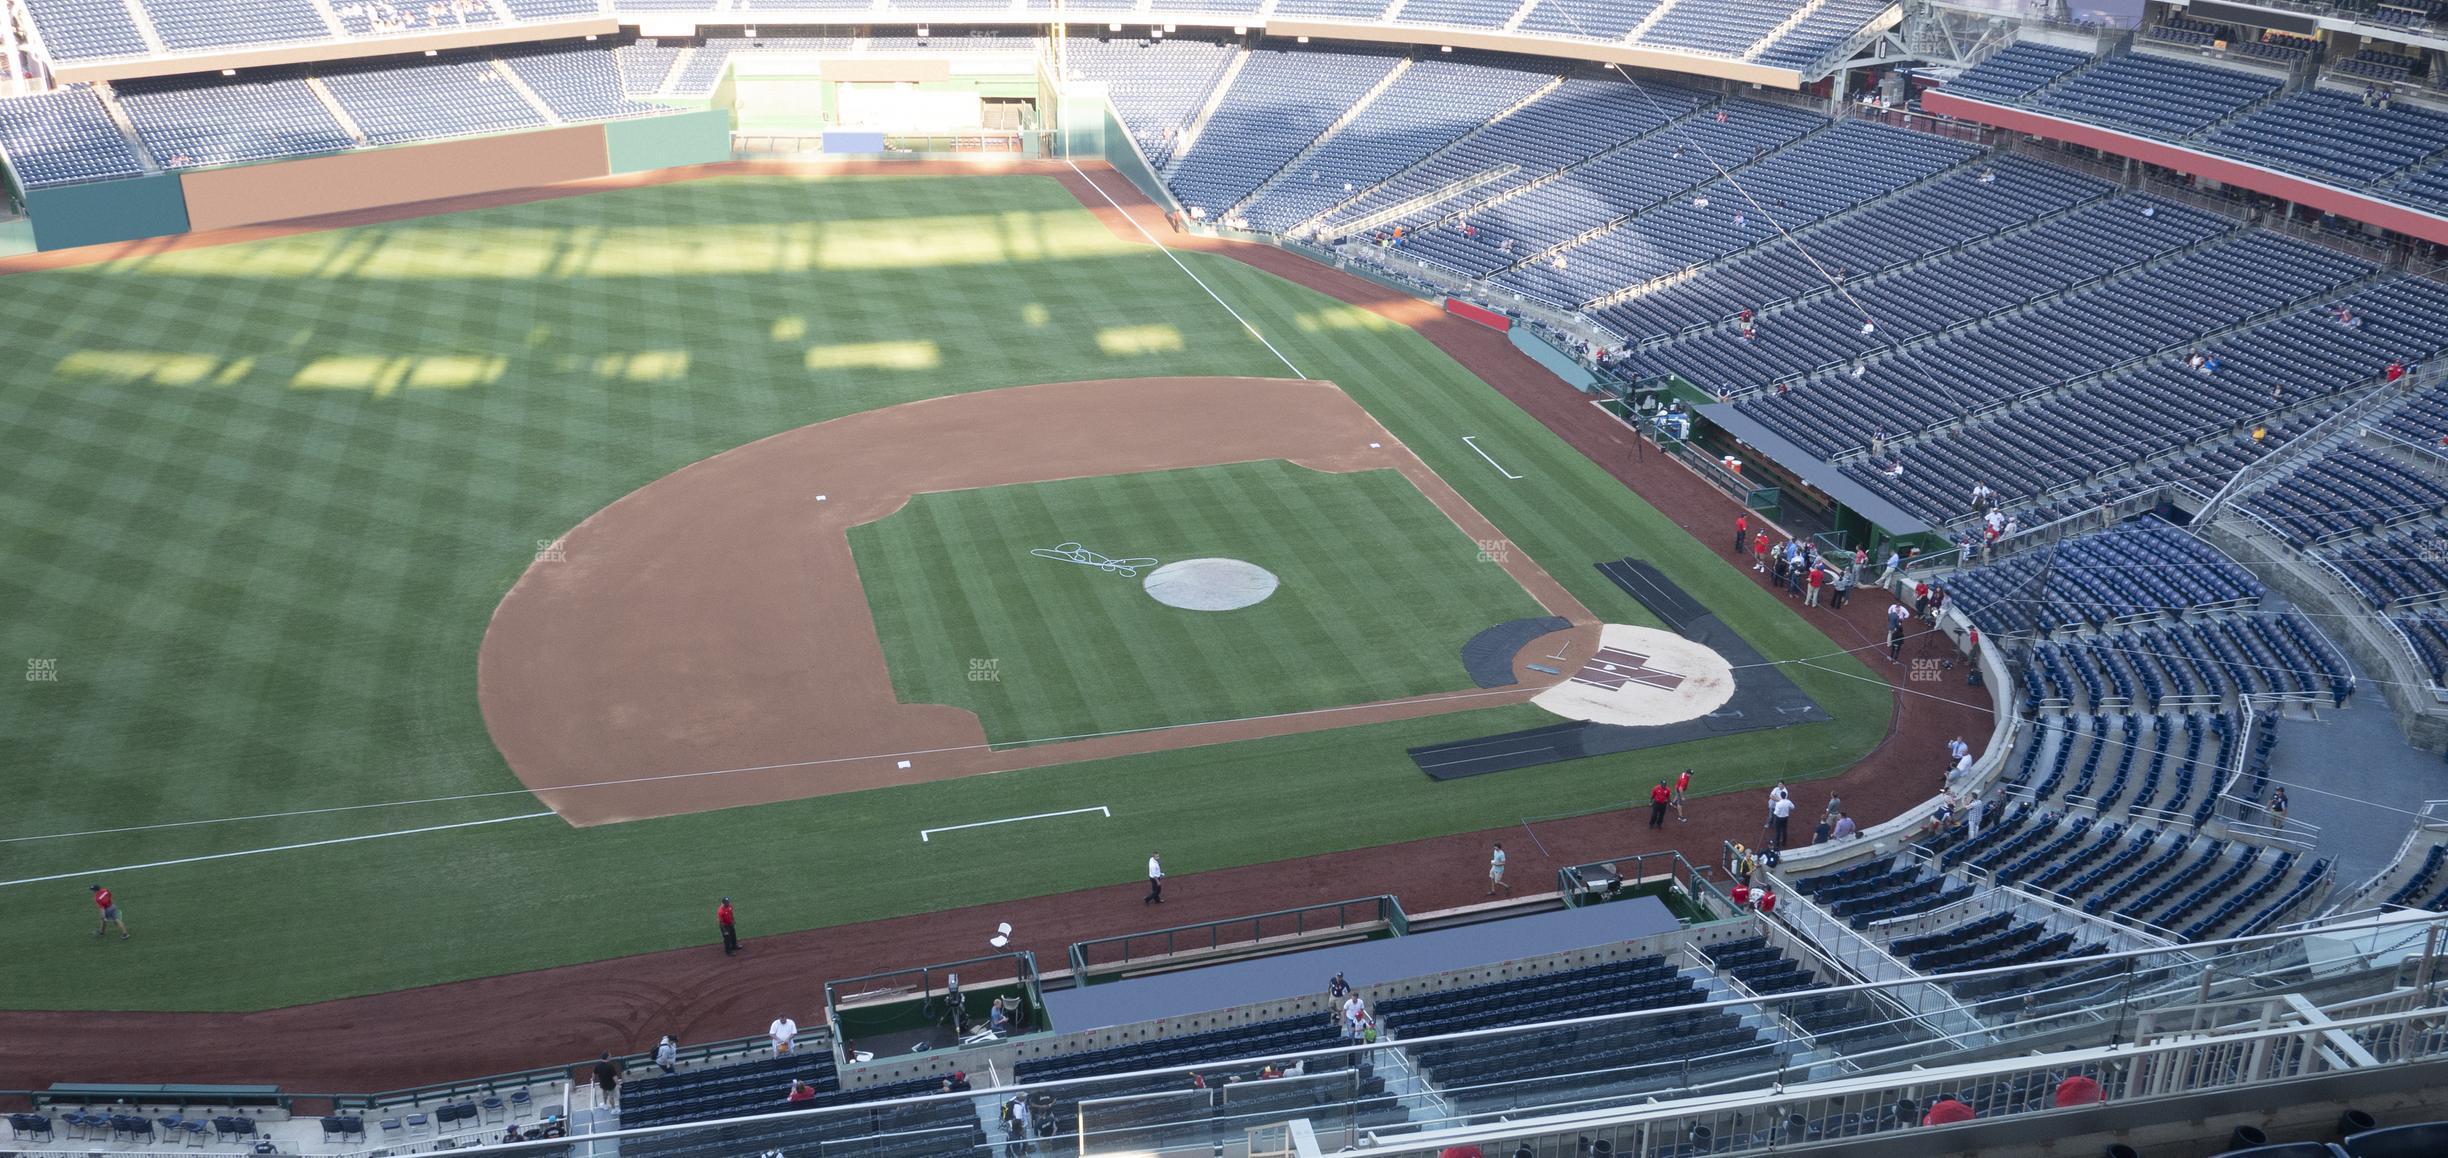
1065, 895, 1402, 976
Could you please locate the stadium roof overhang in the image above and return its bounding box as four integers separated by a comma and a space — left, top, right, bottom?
1699, 402, 1933, 538
1922, 88, 2448, 247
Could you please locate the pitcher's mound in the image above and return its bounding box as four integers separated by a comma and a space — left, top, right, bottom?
1532, 623, 1736, 727
1144, 558, 1279, 611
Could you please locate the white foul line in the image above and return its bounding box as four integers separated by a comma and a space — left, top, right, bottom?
1063, 161, 1307, 380
922, 806, 1110, 843
0, 811, 559, 889
1462, 436, 1524, 480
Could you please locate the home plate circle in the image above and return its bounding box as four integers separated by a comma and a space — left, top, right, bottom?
1532, 623, 1736, 726
1143, 558, 1280, 611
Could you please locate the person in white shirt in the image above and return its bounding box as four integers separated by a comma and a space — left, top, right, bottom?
655, 1035, 678, 1076
1948, 736, 1969, 764
1144, 852, 1164, 905
1769, 795, 1796, 848
769, 1015, 798, 1057
1487, 843, 1510, 896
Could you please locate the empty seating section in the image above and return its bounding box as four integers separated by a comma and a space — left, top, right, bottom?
1018, 1013, 1344, 1083
1237, 55, 1554, 231
1837, 278, 2448, 527
1755, 0, 1894, 70
2240, 449, 2448, 545
866, 35, 1043, 52
1318, 76, 1706, 239
1151, 0, 1264, 12
0, 88, 143, 187
1515, 0, 1664, 41
1742, 228, 2367, 463
1389, 0, 1521, 30
319, 56, 546, 144
1941, 43, 2092, 104
114, 70, 354, 167
2327, 526, 2448, 611
2031, 52, 2281, 139
616, 41, 681, 94
623, 1058, 978, 1158
1948, 518, 2261, 634
1495, 120, 1979, 307
1639, 0, 1799, 58
1401, 99, 1818, 279
143, 0, 332, 52
1625, 189, 2208, 391
500, 0, 602, 19
1165, 42, 1403, 216
1267, 0, 1395, 17
501, 44, 657, 121
2232, 31, 2315, 67
671, 38, 853, 96
2389, 161, 2448, 216
1597, 156, 2110, 341
1067, 38, 1243, 170
2203, 89, 2448, 187
1384, 955, 1768, 1108
17, 0, 151, 61
333, 0, 499, 37
2339, 48, 2419, 83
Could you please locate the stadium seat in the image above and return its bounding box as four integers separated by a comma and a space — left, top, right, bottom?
2344, 1122, 2448, 1158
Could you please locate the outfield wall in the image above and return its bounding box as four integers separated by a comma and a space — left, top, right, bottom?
24, 173, 190, 251
22, 113, 737, 251
179, 125, 614, 231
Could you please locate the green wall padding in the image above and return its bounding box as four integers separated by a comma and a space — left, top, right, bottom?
604, 109, 734, 176
26, 173, 188, 252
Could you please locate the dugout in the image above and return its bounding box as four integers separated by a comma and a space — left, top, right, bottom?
826, 950, 1050, 1071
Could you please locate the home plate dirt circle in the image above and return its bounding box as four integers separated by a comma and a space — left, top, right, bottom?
1143, 558, 1280, 611
1531, 623, 1736, 727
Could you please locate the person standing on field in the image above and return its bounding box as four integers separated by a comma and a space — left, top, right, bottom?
1733, 513, 1748, 555
1649, 781, 1672, 829
1673, 768, 1692, 822
1145, 852, 1164, 905
1487, 843, 1511, 896
718, 897, 738, 956
90, 884, 128, 940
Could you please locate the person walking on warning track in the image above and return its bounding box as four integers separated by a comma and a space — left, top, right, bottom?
1649, 781, 1672, 829
718, 897, 739, 956
1145, 852, 1165, 904
90, 884, 128, 940
1487, 843, 1511, 896
1673, 768, 1692, 822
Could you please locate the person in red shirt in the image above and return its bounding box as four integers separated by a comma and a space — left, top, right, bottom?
1733, 513, 1748, 555
90, 884, 128, 940
2052, 1074, 2103, 1107
1751, 530, 1769, 573
717, 898, 738, 956
1649, 781, 1672, 829
1730, 882, 1750, 907
785, 1080, 816, 1104
1922, 1097, 1975, 1126
1756, 888, 1778, 915
1806, 563, 1826, 607
1672, 768, 1693, 822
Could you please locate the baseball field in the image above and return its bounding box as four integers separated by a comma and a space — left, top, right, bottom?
0, 166, 1891, 1015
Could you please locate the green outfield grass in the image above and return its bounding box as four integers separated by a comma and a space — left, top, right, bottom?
0, 172, 1891, 1012
853, 462, 1547, 742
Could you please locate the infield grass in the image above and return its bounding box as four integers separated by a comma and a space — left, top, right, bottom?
853, 462, 1548, 742
0, 172, 1893, 1011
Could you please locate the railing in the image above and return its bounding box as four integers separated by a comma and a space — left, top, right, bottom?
1555, 850, 1712, 912
1065, 895, 1403, 979
1764, 870, 1993, 1048
295, 911, 2448, 1158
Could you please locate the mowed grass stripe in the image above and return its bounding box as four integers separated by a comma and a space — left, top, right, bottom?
849, 462, 1545, 743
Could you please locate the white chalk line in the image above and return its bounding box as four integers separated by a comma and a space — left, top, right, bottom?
0, 812, 557, 889
922, 805, 1110, 843
1462, 435, 1524, 480
1063, 160, 1306, 380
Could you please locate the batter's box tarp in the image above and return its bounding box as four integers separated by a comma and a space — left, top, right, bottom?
1409, 561, 1829, 779
1460, 615, 1572, 688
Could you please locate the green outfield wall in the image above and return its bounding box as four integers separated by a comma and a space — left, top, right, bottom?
605, 108, 735, 174
26, 173, 189, 251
